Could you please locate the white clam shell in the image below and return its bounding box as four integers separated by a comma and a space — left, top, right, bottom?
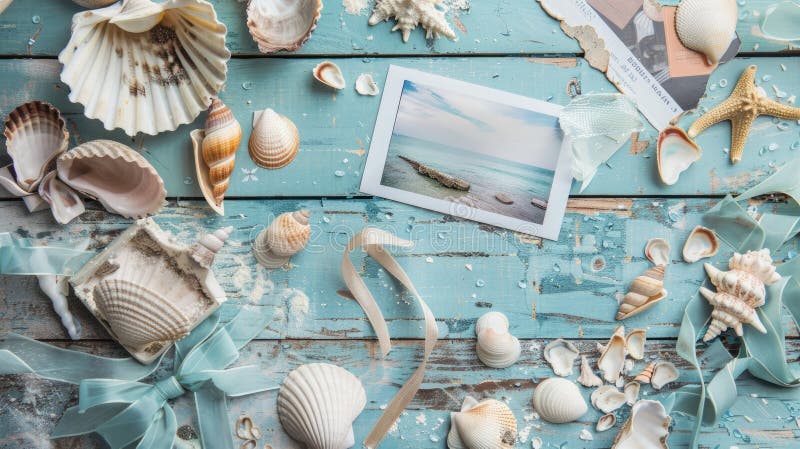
596, 413, 616, 432
577, 355, 603, 388
58, 0, 230, 136
56, 140, 166, 219
247, 0, 323, 53
313, 61, 346, 90
657, 126, 702, 186
249, 109, 300, 170
532, 378, 588, 424
676, 0, 738, 65
612, 400, 671, 449
475, 311, 509, 335
598, 325, 626, 383
38, 171, 85, 225
645, 238, 671, 266
591, 385, 627, 414
624, 381, 640, 406
254, 210, 311, 268
625, 329, 646, 361
278, 363, 366, 449
650, 361, 679, 390
543, 338, 579, 376
448, 397, 517, 449
683, 226, 719, 263
355, 73, 380, 96
476, 328, 521, 369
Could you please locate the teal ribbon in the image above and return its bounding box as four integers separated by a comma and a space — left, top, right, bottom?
0, 232, 93, 276
670, 159, 800, 447
0, 306, 277, 449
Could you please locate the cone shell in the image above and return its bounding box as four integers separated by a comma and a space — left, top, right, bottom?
532, 378, 588, 424
657, 126, 702, 186
634, 363, 655, 384
682, 226, 719, 263
194, 99, 241, 215
650, 361, 679, 390
191, 226, 233, 269
313, 61, 346, 90
476, 327, 521, 369
38, 171, 85, 224
625, 329, 646, 360
591, 385, 627, 414
247, 0, 323, 53
449, 398, 517, 449
254, 210, 311, 268
56, 140, 166, 218
58, 0, 230, 136
278, 363, 366, 449
612, 400, 670, 449
543, 338, 579, 377
249, 109, 300, 169
598, 326, 626, 383
676, 0, 738, 65
3, 101, 69, 192
616, 265, 667, 320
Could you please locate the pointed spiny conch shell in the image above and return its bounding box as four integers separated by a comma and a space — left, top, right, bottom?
58, 0, 230, 136
634, 363, 655, 384
38, 171, 85, 224
611, 400, 670, 449
591, 385, 627, 414
313, 61, 346, 90
701, 249, 781, 341
651, 361, 679, 390
3, 101, 69, 193
625, 329, 646, 360
543, 338, 579, 376
278, 363, 366, 449
72, 0, 117, 7
369, 0, 456, 43
645, 238, 670, 266
676, 0, 738, 65
355, 73, 380, 96
249, 109, 300, 170
598, 326, 626, 383
246, 0, 323, 53
578, 355, 603, 388
683, 226, 719, 263
624, 381, 640, 406
191, 226, 233, 269
657, 126, 702, 186
447, 397, 517, 449
597, 413, 617, 433
191, 99, 242, 216
532, 377, 588, 424
56, 140, 166, 219
475, 311, 520, 369
254, 210, 311, 268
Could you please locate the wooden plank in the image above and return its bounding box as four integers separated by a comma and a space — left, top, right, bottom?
0, 0, 797, 57
0, 57, 799, 199
2, 197, 797, 341
2, 338, 799, 449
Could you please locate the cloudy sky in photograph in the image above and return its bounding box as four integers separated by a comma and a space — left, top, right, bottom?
393, 81, 563, 169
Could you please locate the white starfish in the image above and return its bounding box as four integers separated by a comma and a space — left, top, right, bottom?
241, 167, 258, 183
368, 0, 456, 43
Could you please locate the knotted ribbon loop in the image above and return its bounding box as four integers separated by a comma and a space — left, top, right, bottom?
153, 376, 185, 400
341, 228, 438, 449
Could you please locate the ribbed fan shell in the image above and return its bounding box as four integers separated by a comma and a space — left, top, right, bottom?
246, 0, 323, 53
452, 399, 517, 449
248, 108, 300, 169
532, 378, 588, 424
675, 0, 738, 65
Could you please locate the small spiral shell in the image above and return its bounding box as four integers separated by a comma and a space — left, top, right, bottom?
254, 210, 311, 268
201, 99, 241, 206
248, 108, 299, 169
616, 265, 667, 320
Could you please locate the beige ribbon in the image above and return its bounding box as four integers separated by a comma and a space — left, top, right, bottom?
341, 228, 438, 449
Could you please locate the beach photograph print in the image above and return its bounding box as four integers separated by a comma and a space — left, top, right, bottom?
379, 80, 562, 226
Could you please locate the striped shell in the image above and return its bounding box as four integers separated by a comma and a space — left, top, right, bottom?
634, 363, 655, 384
675, 0, 738, 65
278, 363, 366, 449
56, 140, 166, 218
616, 265, 667, 320
254, 210, 311, 268
246, 0, 323, 53
193, 99, 241, 215
532, 378, 588, 424
448, 397, 517, 449
58, 0, 230, 136
38, 171, 85, 224
248, 109, 300, 169
94, 278, 192, 353
3, 101, 69, 192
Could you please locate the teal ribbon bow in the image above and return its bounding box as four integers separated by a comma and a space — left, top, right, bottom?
0, 307, 277, 449
668, 159, 800, 447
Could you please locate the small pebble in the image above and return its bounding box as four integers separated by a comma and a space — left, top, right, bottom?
425, 257, 433, 263
32, 15, 41, 24
517, 280, 527, 289
579, 429, 593, 440
476, 279, 486, 287
334, 170, 345, 177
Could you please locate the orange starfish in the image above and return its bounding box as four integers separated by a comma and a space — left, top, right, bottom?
688, 65, 800, 164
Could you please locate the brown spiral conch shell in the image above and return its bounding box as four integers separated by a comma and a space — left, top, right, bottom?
191, 99, 242, 216
254, 210, 311, 268
616, 239, 670, 320
700, 249, 781, 342
248, 108, 300, 169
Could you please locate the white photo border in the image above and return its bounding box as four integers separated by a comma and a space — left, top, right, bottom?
361, 65, 573, 240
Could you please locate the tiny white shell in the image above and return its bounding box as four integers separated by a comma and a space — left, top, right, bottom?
682, 226, 719, 263
591, 385, 627, 414
596, 413, 617, 432
598, 326, 626, 383
543, 339, 579, 377
612, 400, 670, 449
577, 355, 603, 388
676, 0, 738, 65
625, 329, 646, 361
532, 378, 588, 424
313, 61, 346, 90
355, 73, 380, 96
645, 238, 671, 266
650, 361, 679, 390
657, 127, 702, 186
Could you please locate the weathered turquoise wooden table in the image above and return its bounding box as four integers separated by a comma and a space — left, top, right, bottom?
2, 1, 800, 448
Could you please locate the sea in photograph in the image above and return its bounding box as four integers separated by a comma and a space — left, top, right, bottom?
381, 133, 556, 224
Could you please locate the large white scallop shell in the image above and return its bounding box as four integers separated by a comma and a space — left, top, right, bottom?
676, 0, 738, 65
611, 400, 670, 449
278, 363, 366, 449
254, 210, 311, 268
58, 0, 230, 136
532, 378, 588, 424
249, 109, 300, 169
447, 397, 517, 449
56, 140, 166, 219
246, 0, 323, 53
543, 338, 579, 376
38, 171, 85, 224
